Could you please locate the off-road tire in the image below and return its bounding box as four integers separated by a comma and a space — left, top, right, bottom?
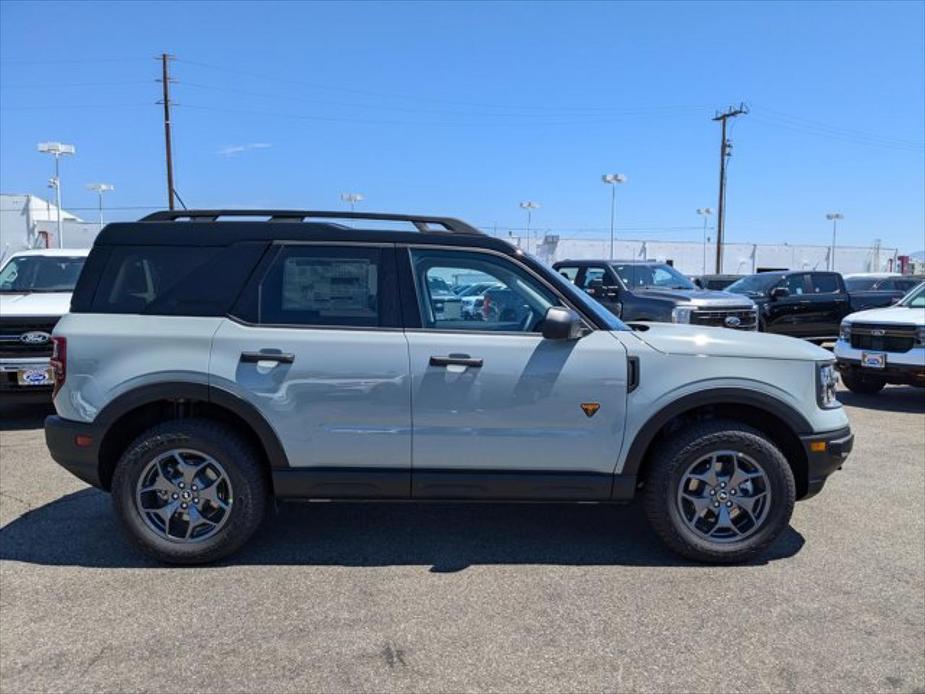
111, 419, 268, 564
643, 419, 796, 564
841, 370, 886, 394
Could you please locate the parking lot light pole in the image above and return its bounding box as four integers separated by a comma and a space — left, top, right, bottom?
519, 201, 539, 253
37, 142, 76, 248
697, 208, 713, 275
602, 174, 627, 261
826, 213, 844, 271
86, 183, 114, 229
340, 192, 364, 212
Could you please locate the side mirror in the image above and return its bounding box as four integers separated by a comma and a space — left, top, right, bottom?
770, 286, 790, 300
586, 278, 604, 295
692, 278, 703, 289
542, 306, 583, 340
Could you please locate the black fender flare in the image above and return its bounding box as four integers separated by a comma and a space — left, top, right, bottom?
94, 381, 290, 469
620, 387, 812, 477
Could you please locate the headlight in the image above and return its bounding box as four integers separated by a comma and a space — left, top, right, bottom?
817, 362, 840, 409
671, 305, 696, 323
839, 321, 852, 341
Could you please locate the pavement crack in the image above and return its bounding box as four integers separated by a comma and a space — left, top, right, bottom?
0, 490, 33, 512
382, 642, 407, 669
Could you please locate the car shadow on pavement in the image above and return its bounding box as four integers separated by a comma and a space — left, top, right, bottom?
0, 488, 805, 570
0, 403, 54, 431
838, 386, 925, 414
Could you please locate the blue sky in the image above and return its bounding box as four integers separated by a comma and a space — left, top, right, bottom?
1, 0, 923, 251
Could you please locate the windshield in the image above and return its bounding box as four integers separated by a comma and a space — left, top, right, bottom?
898, 282, 925, 308
844, 277, 879, 291
0, 255, 86, 293
726, 273, 782, 296
612, 263, 695, 290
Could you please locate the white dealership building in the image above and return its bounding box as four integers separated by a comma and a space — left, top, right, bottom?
0, 193, 101, 263
527, 234, 901, 276
0, 192, 906, 275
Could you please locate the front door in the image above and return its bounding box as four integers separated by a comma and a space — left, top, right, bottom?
765, 273, 811, 336
210, 243, 411, 496
402, 247, 628, 500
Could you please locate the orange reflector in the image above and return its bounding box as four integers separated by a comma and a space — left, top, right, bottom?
810, 441, 827, 453
74, 435, 94, 448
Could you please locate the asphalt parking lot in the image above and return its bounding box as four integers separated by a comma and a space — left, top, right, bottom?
1, 385, 923, 694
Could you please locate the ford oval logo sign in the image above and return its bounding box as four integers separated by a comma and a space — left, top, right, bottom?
724, 316, 742, 328
20, 331, 51, 345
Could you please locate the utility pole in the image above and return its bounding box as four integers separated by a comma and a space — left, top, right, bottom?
157, 53, 176, 210
826, 213, 843, 271
712, 103, 748, 273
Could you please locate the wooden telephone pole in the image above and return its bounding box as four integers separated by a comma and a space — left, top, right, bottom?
157, 53, 176, 210
712, 103, 748, 273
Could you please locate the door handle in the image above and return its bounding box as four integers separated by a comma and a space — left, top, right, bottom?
430, 355, 483, 368
240, 351, 295, 364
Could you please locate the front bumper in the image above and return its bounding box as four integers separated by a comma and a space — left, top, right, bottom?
835, 357, 925, 387
800, 426, 854, 499
0, 358, 54, 396
44, 415, 103, 489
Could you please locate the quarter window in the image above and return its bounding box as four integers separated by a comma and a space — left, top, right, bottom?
409, 249, 559, 333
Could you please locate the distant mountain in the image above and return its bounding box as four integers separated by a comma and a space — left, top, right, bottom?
911, 251, 925, 261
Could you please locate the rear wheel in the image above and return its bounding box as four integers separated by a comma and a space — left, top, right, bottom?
111, 419, 268, 564
643, 420, 795, 563
841, 370, 886, 394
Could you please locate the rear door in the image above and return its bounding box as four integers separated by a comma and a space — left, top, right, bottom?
402, 247, 628, 500
210, 243, 411, 497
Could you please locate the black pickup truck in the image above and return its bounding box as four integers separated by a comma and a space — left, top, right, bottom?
725, 270, 904, 340
552, 259, 758, 329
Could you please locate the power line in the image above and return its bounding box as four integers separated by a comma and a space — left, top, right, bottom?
0, 80, 155, 89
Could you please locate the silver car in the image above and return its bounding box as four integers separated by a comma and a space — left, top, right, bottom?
45, 210, 852, 565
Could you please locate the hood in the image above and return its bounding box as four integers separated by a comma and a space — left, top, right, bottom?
0, 292, 72, 319
635, 288, 755, 308
844, 305, 925, 326
630, 322, 832, 361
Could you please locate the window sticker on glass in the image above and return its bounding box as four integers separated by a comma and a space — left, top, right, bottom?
282, 257, 377, 318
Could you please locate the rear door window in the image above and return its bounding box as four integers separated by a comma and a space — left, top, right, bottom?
235, 244, 400, 328
809, 273, 842, 294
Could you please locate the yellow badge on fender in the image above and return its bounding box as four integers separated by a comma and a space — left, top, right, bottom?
580, 403, 600, 418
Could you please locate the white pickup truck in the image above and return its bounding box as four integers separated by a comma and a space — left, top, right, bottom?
834, 281, 925, 393
0, 248, 89, 401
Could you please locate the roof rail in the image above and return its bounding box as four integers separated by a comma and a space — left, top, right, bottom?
139, 210, 484, 235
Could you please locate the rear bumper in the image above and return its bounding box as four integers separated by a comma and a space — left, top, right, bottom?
800, 426, 854, 499
44, 415, 103, 489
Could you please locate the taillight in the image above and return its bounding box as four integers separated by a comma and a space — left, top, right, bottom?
50, 336, 67, 398
482, 295, 491, 319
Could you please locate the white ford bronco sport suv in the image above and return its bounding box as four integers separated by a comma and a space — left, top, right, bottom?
45, 210, 853, 564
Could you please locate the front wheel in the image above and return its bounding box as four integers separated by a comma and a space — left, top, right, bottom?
643, 420, 796, 563
111, 419, 268, 564
841, 370, 886, 394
